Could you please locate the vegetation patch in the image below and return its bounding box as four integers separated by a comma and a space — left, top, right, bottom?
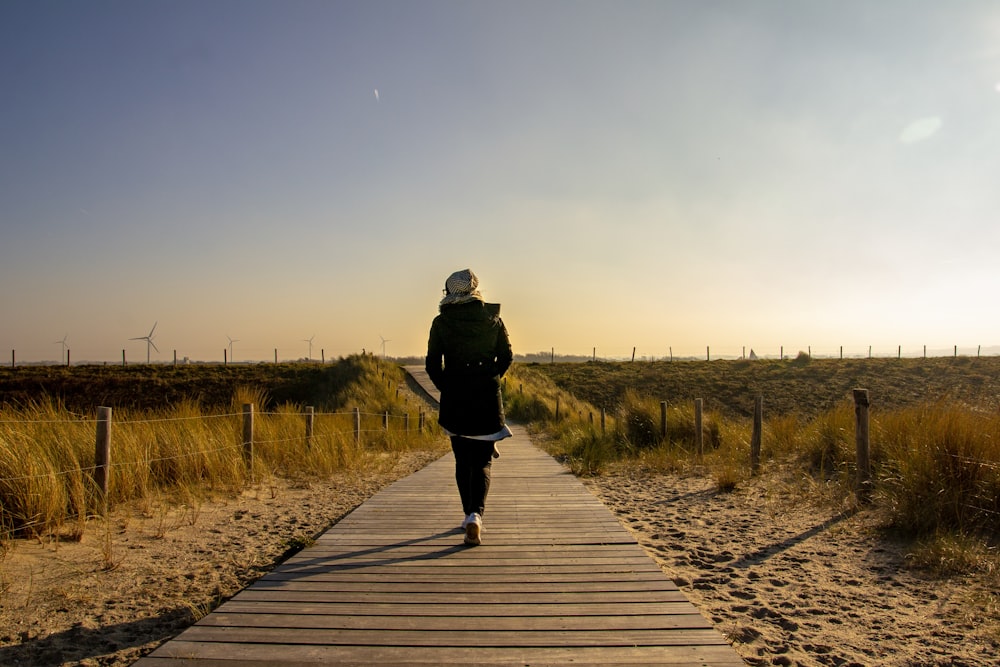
506, 358, 1000, 572
0, 355, 446, 539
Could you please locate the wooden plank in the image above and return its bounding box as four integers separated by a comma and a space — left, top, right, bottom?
276, 545, 654, 559
278, 546, 657, 560
213, 600, 702, 617
140, 641, 747, 666
252, 579, 680, 593
196, 613, 713, 631
262, 559, 677, 575
228, 590, 691, 604
256, 568, 675, 590
135, 379, 744, 666
249, 565, 666, 577
175, 625, 730, 647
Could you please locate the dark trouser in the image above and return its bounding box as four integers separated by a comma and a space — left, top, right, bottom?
451, 436, 495, 517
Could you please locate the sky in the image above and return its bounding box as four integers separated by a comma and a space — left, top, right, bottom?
2, 1, 999, 363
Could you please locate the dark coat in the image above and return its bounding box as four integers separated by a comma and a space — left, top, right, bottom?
425, 300, 513, 436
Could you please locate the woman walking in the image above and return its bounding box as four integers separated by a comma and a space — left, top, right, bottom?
425, 269, 513, 546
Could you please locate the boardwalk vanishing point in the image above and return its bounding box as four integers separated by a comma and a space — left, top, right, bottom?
135, 368, 745, 666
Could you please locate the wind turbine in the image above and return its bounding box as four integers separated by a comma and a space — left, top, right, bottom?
302, 335, 315, 361
227, 335, 239, 362
54, 334, 68, 364
379, 335, 391, 359
130, 322, 159, 364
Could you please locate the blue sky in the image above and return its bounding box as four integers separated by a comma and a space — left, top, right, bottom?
2, 1, 999, 363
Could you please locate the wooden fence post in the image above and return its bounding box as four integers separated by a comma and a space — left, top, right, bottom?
305, 406, 314, 449
10, 350, 13, 368
555, 398, 560, 421
853, 389, 872, 503
694, 398, 704, 455
94, 407, 112, 507
660, 401, 667, 440
354, 407, 361, 443
242, 404, 254, 477
383, 411, 389, 431
122, 349, 126, 367
750, 395, 763, 474
419, 411, 425, 433
404, 413, 410, 431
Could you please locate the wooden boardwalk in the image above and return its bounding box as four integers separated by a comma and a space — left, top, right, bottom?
135, 369, 744, 666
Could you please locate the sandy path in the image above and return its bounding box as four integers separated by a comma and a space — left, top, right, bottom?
584, 467, 999, 667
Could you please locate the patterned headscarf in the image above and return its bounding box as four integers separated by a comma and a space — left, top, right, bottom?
440, 268, 483, 308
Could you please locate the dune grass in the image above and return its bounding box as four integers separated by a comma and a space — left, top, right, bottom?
0, 355, 445, 542
506, 360, 1000, 574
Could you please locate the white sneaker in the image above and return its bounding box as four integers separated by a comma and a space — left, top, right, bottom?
464, 513, 482, 546
461, 513, 473, 529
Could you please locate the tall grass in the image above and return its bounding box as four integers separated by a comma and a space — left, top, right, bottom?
876, 404, 1000, 536
505, 364, 618, 475
0, 400, 92, 539
509, 363, 1000, 550
0, 355, 445, 539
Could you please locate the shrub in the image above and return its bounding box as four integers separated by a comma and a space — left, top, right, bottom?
552, 425, 618, 476
618, 390, 661, 449
799, 402, 855, 480
506, 392, 553, 422
877, 404, 1000, 536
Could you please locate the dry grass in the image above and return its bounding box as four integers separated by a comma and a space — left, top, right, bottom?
510, 359, 1000, 573
533, 355, 1000, 418
0, 355, 445, 540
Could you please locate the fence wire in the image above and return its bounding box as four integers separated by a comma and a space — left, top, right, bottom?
0, 409, 414, 426
0, 407, 430, 486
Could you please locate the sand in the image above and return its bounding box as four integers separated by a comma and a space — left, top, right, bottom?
2, 450, 997, 666
584, 465, 999, 667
